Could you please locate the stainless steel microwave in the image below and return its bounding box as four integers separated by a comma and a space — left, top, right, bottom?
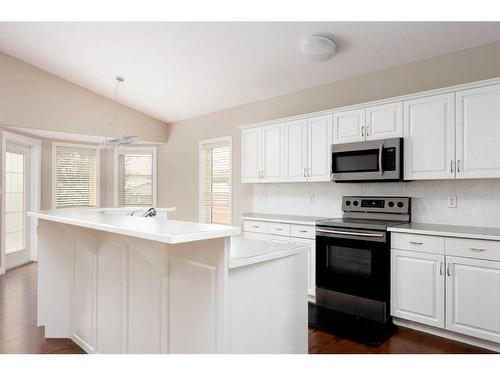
331, 137, 403, 182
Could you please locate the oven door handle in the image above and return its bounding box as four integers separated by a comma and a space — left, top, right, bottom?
379, 144, 384, 176
316, 228, 385, 238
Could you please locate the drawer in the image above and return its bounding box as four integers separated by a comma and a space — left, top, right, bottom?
243, 220, 269, 234
242, 232, 269, 242
269, 234, 291, 244
291, 224, 315, 239
391, 233, 444, 254
446, 237, 500, 262
268, 222, 291, 236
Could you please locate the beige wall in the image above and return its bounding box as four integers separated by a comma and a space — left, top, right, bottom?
0, 51, 168, 143
159, 40, 500, 224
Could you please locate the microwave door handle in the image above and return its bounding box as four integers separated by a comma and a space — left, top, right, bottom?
379, 144, 384, 175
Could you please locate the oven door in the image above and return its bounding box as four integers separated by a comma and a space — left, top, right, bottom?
315, 227, 389, 302
330, 138, 402, 182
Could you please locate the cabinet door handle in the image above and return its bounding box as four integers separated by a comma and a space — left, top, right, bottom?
409, 241, 423, 245
450, 160, 454, 174
470, 247, 486, 252
304, 168, 307, 178
261, 170, 264, 179
361, 126, 365, 137
440, 262, 444, 276
308, 168, 311, 177
447, 263, 452, 277
366, 124, 370, 136
457, 160, 461, 172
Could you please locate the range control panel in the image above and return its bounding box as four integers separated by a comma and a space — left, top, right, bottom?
342, 196, 410, 214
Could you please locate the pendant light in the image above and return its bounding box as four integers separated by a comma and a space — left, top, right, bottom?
100, 76, 139, 149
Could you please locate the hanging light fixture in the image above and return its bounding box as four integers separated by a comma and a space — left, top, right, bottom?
100, 76, 139, 149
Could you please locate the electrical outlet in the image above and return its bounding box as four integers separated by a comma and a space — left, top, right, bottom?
309, 194, 316, 205
448, 196, 457, 208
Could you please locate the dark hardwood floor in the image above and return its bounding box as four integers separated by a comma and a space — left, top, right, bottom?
0, 262, 85, 354
0, 262, 493, 354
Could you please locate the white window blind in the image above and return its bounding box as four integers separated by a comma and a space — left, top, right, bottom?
55, 146, 97, 208
118, 150, 155, 207
199, 138, 232, 225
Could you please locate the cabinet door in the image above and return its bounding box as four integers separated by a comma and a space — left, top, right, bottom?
403, 93, 455, 180
307, 114, 332, 182
446, 256, 500, 343
291, 238, 315, 298
261, 123, 284, 182
391, 250, 445, 328
456, 84, 500, 179
284, 119, 308, 182
241, 127, 261, 183
365, 102, 403, 140
332, 108, 365, 144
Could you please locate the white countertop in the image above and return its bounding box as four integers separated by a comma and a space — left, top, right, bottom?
388, 222, 500, 241
241, 212, 329, 225
28, 209, 240, 244
229, 236, 308, 269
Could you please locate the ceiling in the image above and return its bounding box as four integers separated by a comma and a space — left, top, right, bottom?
1, 22, 500, 123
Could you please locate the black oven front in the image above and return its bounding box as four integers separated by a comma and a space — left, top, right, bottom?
315, 226, 390, 323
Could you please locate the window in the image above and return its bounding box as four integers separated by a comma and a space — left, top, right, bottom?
199, 137, 232, 225
115, 147, 157, 207
53, 143, 99, 208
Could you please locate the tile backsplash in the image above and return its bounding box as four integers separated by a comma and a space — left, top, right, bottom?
251, 179, 500, 227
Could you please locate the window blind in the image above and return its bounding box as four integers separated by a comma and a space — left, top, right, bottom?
55, 146, 97, 208
118, 151, 154, 207
199, 139, 231, 225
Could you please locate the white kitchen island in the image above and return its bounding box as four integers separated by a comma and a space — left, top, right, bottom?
28, 209, 308, 354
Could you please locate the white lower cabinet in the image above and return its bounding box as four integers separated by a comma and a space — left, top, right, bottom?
391, 233, 500, 348
391, 250, 445, 328
243, 219, 316, 298
446, 256, 500, 343
291, 238, 315, 297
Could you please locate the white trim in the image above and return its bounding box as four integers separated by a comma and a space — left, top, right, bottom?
198, 136, 233, 225
394, 317, 500, 353
1, 132, 42, 274
52, 142, 101, 209
239, 76, 500, 130
113, 146, 158, 208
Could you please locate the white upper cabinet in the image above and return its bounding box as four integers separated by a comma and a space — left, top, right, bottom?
365, 102, 403, 140
332, 108, 365, 144
284, 119, 308, 182
261, 123, 284, 182
456, 84, 500, 179
446, 256, 500, 344
241, 127, 261, 183
403, 93, 455, 180
307, 114, 332, 182
391, 250, 445, 328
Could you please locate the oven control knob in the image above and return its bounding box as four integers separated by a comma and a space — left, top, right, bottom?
388, 201, 395, 208
353, 201, 359, 206
345, 200, 351, 206
397, 201, 404, 208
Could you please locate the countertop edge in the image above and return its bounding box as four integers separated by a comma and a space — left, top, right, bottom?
28, 211, 241, 244
388, 226, 500, 241
229, 245, 308, 269
241, 214, 321, 226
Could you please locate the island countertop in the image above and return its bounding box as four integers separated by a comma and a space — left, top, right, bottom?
28, 209, 240, 244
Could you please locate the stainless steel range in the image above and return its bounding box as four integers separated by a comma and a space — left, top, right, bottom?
314, 196, 411, 328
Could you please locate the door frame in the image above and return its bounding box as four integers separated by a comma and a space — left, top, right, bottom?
0, 131, 42, 275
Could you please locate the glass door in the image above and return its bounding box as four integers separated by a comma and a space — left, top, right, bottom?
5, 143, 30, 269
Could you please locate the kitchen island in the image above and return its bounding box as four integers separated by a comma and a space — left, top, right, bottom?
28, 209, 308, 354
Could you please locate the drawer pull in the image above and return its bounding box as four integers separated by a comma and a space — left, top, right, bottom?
470, 247, 486, 252
299, 230, 308, 233
275, 228, 282, 231
253, 225, 260, 228
409, 241, 423, 245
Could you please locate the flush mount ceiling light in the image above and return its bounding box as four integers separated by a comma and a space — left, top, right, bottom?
300, 35, 337, 62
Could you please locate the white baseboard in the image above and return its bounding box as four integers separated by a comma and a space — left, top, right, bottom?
71, 333, 95, 354
393, 317, 500, 353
